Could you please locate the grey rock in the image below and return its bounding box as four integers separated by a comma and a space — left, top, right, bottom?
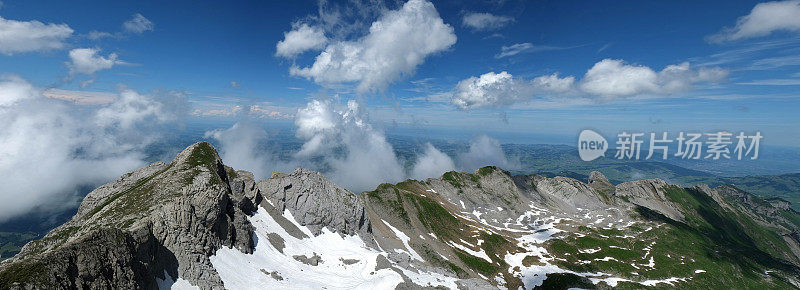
0, 142, 260, 290
257, 168, 371, 237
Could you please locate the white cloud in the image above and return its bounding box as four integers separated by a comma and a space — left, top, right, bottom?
451, 71, 575, 109
0, 75, 185, 222
452, 71, 518, 109
276, 23, 328, 58
579, 59, 659, 96
462, 12, 513, 31
709, 0, 800, 42
0, 16, 73, 55
123, 13, 154, 34
580, 59, 727, 97
411, 143, 456, 180
290, 0, 456, 93
451, 59, 727, 109
67, 48, 123, 75
457, 135, 517, 172
532, 73, 575, 93
228, 81, 241, 88
205, 122, 281, 180
293, 99, 405, 192
495, 43, 532, 58
206, 99, 522, 192
495, 43, 576, 59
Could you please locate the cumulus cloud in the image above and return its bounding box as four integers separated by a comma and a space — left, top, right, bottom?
580, 59, 728, 97
293, 99, 405, 192
123, 13, 154, 34
290, 0, 456, 93
452, 71, 574, 109
411, 143, 456, 180
0, 16, 73, 55
207, 98, 518, 192
276, 23, 328, 58
709, 0, 800, 42
67, 48, 123, 76
457, 135, 517, 172
0, 75, 185, 222
462, 12, 514, 31
451, 59, 726, 109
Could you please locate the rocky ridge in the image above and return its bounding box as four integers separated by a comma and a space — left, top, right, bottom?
2, 142, 800, 289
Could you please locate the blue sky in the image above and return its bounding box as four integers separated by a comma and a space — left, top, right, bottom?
1, 0, 799, 145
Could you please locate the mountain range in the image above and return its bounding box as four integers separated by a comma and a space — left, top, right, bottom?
1, 142, 799, 289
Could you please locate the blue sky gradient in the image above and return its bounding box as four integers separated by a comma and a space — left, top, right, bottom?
1, 0, 799, 145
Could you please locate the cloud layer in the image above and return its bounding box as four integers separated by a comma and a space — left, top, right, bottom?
452, 59, 727, 109
206, 98, 515, 193
0, 76, 185, 222
287, 0, 456, 93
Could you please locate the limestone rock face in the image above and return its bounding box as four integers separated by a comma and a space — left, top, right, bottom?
0, 142, 260, 290
615, 178, 685, 221
256, 168, 371, 237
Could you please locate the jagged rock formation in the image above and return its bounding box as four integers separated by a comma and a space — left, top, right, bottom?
257, 169, 371, 237
0, 142, 259, 289
2, 143, 800, 289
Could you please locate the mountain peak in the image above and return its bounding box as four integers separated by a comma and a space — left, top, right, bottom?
172, 141, 222, 168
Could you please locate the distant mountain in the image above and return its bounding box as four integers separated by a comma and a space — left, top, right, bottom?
2, 142, 799, 289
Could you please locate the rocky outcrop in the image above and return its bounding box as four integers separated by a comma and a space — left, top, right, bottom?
0, 142, 260, 290
615, 178, 685, 222
257, 168, 371, 237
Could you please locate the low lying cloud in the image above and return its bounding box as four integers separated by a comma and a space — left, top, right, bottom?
43, 88, 117, 105
451, 59, 727, 109
0, 75, 186, 222
462, 12, 514, 31
191, 104, 294, 119
708, 0, 800, 42
289, 0, 456, 93
457, 135, 517, 172
208, 98, 515, 193
0, 16, 73, 55
204, 122, 286, 180
411, 143, 456, 180
293, 99, 406, 192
